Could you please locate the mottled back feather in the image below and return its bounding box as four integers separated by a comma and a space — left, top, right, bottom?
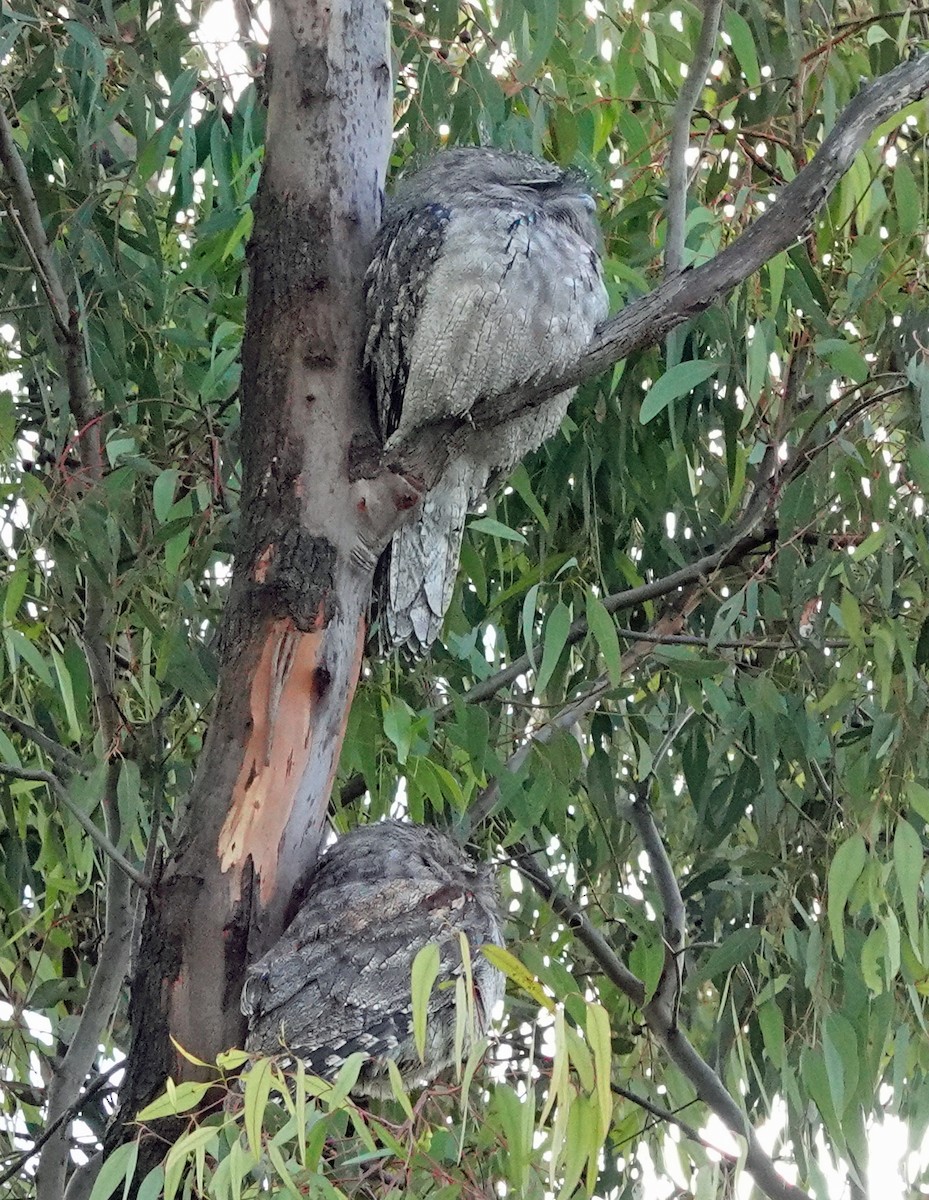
242, 821, 504, 1096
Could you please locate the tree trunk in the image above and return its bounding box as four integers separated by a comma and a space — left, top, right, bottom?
114, 0, 393, 1137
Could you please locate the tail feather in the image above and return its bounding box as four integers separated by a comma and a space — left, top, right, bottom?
387, 477, 471, 653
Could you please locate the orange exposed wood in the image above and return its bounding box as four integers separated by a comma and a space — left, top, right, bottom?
218, 617, 320, 894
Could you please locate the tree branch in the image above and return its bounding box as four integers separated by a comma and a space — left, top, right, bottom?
454, 525, 770, 712
507, 52, 929, 408
510, 847, 645, 1005
1, 99, 135, 1200
0, 762, 147, 888
611, 1081, 707, 1147
646, 1007, 809, 1200
614, 628, 851, 650
384, 52, 929, 487
624, 784, 687, 1018
0, 1063, 122, 1190
456, 370, 883, 714
513, 847, 809, 1200
34, 761, 135, 1200
665, 0, 723, 275
0, 709, 84, 773
466, 595, 701, 831
494, 671, 808, 1199
0, 106, 95, 430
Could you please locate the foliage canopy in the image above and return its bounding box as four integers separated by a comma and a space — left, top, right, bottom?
1, 1, 929, 1197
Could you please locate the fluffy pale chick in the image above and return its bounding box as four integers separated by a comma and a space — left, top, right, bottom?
365, 146, 609, 652
241, 820, 504, 1097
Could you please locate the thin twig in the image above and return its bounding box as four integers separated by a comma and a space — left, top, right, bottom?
36, 759, 133, 1200
449, 529, 769, 713
0, 762, 147, 888
615, 627, 851, 650
511, 846, 646, 1004
466, 599, 700, 832
622, 781, 687, 1027
453, 370, 891, 716
609, 1078, 738, 1187
611, 1081, 706, 1145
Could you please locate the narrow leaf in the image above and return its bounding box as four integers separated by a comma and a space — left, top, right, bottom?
87, 1140, 139, 1200
468, 515, 527, 544
639, 360, 718, 423
586, 591, 622, 686
586, 1002, 613, 1140
135, 1079, 211, 1121
481, 943, 555, 1011
894, 819, 924, 951
243, 1056, 273, 1157
535, 601, 570, 695
410, 941, 440, 1062
827, 834, 867, 960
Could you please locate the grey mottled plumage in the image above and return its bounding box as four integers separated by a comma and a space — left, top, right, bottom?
365, 146, 609, 652
241, 820, 504, 1096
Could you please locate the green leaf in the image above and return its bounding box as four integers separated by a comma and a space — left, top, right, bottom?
136, 1079, 211, 1121
243, 1057, 273, 1156
411, 941, 440, 1062
724, 10, 760, 86
586, 1002, 612, 1140
828, 835, 867, 960
468, 516, 527, 544
850, 526, 887, 562
639, 360, 719, 423
482, 943, 555, 1012
758, 1000, 785, 1069
689, 927, 761, 987
266, 1140, 303, 1198
50, 646, 81, 744
5, 628, 52, 687
894, 162, 922, 237
508, 463, 549, 530
907, 781, 929, 824
382, 696, 415, 765
823, 1012, 859, 1116
816, 337, 869, 384
2, 561, 28, 624
894, 819, 923, 951
585, 591, 622, 686
135, 1167, 165, 1200
535, 601, 570, 695
327, 1052, 366, 1109
521, 582, 540, 670
88, 1139, 139, 1200
386, 1058, 415, 1119
153, 468, 179, 522
628, 933, 666, 1001
839, 590, 863, 648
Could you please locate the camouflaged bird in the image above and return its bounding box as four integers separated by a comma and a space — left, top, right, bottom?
365, 147, 608, 652
241, 820, 504, 1096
